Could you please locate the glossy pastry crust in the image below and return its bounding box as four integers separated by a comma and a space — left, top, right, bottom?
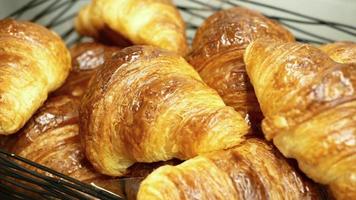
75, 0, 188, 55
53, 42, 120, 98
10, 43, 119, 184
138, 138, 321, 200
320, 41, 356, 64
187, 7, 294, 128
10, 95, 99, 181
244, 39, 356, 200
0, 19, 71, 135
79, 45, 249, 176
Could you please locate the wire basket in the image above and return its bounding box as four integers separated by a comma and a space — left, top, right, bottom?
2, 0, 356, 46
0, 0, 355, 199
0, 149, 123, 200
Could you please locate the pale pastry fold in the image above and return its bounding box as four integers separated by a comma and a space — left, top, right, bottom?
320, 41, 356, 64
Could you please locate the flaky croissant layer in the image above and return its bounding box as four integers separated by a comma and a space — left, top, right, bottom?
244, 39, 356, 200
76, 0, 188, 55
0, 19, 71, 135
138, 139, 321, 200
187, 7, 294, 129
80, 45, 249, 176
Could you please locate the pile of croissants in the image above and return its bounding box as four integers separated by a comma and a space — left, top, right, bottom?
0, 0, 355, 199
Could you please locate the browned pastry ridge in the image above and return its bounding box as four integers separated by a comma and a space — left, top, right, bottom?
75, 0, 188, 55
9, 43, 122, 194
320, 41, 356, 64
0, 19, 71, 135
244, 39, 356, 200
138, 138, 322, 200
187, 7, 294, 129
79, 45, 249, 176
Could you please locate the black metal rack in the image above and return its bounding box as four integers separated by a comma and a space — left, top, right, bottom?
2, 0, 356, 46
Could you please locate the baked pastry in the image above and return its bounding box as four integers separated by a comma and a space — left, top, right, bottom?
0, 19, 71, 135
187, 7, 294, 129
244, 39, 356, 200
138, 138, 322, 200
8, 95, 124, 197
9, 42, 120, 191
320, 41, 356, 64
75, 0, 188, 55
53, 42, 120, 98
11, 95, 100, 181
80, 45, 249, 176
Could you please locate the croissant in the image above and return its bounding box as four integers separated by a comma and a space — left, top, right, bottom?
187, 7, 294, 128
320, 41, 356, 64
75, 0, 188, 55
79, 45, 249, 176
244, 39, 356, 200
9, 43, 120, 192
0, 19, 71, 135
138, 138, 322, 200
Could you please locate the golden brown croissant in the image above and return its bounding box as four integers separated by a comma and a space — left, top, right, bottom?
0, 19, 71, 135
75, 0, 188, 55
244, 39, 356, 200
138, 138, 322, 200
80, 45, 249, 176
9, 43, 120, 192
320, 41, 356, 64
187, 7, 294, 129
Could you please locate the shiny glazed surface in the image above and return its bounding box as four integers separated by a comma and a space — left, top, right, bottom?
53, 42, 120, 98
187, 7, 294, 130
9, 42, 122, 193
244, 39, 356, 200
138, 139, 322, 200
0, 19, 71, 135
